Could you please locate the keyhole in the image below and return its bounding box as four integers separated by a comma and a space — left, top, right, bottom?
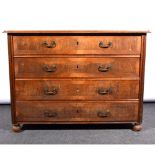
76, 65, 79, 69
76, 109, 79, 113
77, 41, 79, 45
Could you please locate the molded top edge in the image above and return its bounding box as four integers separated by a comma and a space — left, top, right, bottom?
3, 30, 150, 34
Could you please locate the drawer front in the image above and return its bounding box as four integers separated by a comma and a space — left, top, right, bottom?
15, 57, 140, 78
13, 36, 141, 55
15, 80, 139, 100
16, 101, 138, 122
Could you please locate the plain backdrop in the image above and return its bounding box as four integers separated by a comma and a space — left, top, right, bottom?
0, 0, 154, 103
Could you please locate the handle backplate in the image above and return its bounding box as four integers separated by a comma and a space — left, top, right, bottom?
97, 87, 112, 95
98, 64, 112, 72
97, 110, 110, 117
42, 64, 57, 72
44, 86, 58, 95
44, 111, 57, 117
42, 41, 56, 48
99, 41, 112, 48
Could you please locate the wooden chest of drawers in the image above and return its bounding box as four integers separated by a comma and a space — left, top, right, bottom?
6, 30, 148, 132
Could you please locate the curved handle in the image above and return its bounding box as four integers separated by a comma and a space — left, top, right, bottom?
42, 41, 56, 48
97, 87, 112, 95
99, 41, 112, 48
44, 86, 58, 95
44, 111, 57, 117
98, 64, 112, 72
42, 64, 57, 72
97, 110, 110, 117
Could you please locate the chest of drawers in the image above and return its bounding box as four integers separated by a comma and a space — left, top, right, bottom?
6, 30, 148, 132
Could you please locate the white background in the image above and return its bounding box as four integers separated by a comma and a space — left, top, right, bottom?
0, 0, 155, 103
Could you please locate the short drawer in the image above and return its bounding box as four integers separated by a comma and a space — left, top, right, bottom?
13, 36, 141, 55
15, 57, 140, 78
15, 80, 139, 100
15, 101, 138, 122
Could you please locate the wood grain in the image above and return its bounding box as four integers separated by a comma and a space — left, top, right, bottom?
16, 101, 138, 122
7, 35, 16, 124
13, 36, 141, 55
14, 57, 140, 78
15, 80, 139, 100
6, 31, 147, 131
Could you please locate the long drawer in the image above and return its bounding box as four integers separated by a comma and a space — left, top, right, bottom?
15, 80, 139, 100
15, 101, 138, 122
13, 36, 141, 55
15, 57, 140, 78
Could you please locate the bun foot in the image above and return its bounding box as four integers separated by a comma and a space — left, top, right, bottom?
132, 124, 142, 132
12, 124, 23, 133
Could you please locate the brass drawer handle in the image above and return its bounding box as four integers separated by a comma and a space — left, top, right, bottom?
44, 111, 57, 117
97, 110, 110, 117
97, 87, 112, 95
99, 41, 112, 48
42, 64, 57, 72
44, 86, 58, 95
42, 41, 56, 48
98, 64, 112, 72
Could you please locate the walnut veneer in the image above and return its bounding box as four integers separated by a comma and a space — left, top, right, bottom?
6, 30, 148, 132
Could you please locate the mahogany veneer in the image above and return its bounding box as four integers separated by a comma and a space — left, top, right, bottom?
6, 30, 148, 132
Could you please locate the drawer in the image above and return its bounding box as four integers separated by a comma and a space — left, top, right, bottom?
15, 80, 139, 100
13, 36, 141, 55
15, 101, 138, 122
15, 57, 140, 78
